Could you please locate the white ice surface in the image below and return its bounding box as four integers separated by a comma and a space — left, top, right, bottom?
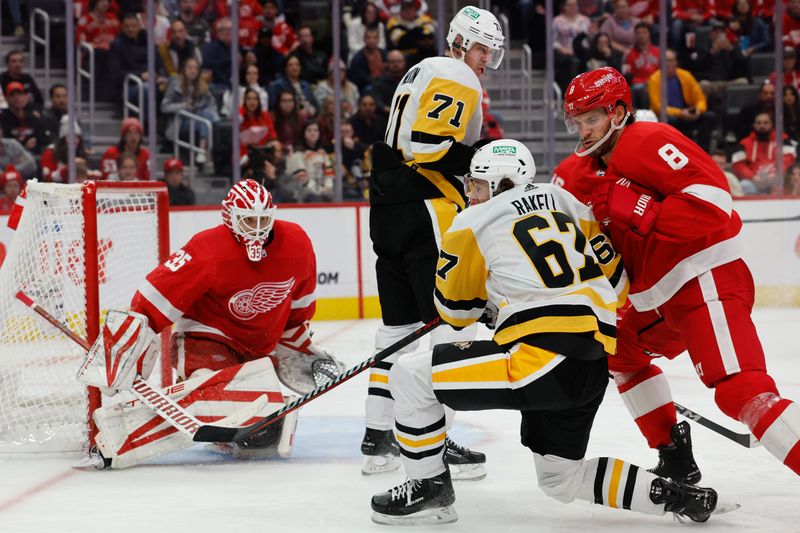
1, 310, 799, 532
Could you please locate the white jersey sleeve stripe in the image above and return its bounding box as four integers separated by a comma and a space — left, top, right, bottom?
680, 184, 732, 216
291, 291, 316, 309
139, 279, 183, 322
411, 138, 452, 155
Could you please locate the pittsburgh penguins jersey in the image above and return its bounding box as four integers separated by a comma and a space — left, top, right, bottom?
384, 56, 483, 206
434, 183, 628, 356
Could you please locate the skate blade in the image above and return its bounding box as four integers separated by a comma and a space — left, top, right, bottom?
450, 463, 487, 481
362, 454, 402, 476
371, 506, 458, 525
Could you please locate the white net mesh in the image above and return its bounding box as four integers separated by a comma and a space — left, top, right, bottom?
0, 182, 165, 453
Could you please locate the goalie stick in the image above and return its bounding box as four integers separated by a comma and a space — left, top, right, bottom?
674, 402, 760, 448
192, 316, 444, 443
15, 291, 205, 436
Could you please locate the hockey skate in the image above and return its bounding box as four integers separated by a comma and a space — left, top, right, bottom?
361, 428, 401, 475
73, 446, 112, 471
371, 470, 458, 525
649, 477, 717, 523
444, 437, 487, 481
649, 421, 702, 484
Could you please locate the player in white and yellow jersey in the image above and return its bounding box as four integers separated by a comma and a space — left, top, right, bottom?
370, 140, 720, 525
362, 5, 505, 477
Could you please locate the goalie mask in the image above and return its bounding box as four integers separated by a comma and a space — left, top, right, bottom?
468, 139, 536, 203
447, 6, 505, 70
221, 179, 276, 262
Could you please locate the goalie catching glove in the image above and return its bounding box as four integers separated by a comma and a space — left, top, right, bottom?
273, 322, 345, 394
77, 310, 158, 396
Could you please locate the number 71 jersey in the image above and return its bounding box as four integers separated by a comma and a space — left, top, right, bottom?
434, 183, 628, 356
384, 56, 483, 164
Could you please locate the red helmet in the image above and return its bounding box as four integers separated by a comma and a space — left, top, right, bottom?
221, 179, 276, 262
564, 67, 632, 120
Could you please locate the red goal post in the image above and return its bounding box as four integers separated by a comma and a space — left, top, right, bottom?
0, 181, 171, 454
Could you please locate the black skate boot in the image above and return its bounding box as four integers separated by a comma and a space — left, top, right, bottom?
649, 421, 702, 484
361, 428, 401, 475
444, 437, 487, 481
649, 477, 717, 523
371, 470, 458, 525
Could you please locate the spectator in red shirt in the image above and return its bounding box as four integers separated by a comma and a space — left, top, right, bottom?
77, 0, 120, 49
624, 21, 659, 108
785, 0, 800, 47
78, 0, 120, 102
40, 117, 90, 183
732, 111, 797, 194
240, 87, 277, 161
0, 165, 22, 211
100, 117, 151, 180
769, 46, 800, 91
263, 0, 297, 56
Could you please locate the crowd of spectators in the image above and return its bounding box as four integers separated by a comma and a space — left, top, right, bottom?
0, 0, 467, 205
539, 0, 800, 196
2, 0, 800, 208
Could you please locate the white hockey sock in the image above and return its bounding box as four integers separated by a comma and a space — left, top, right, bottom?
391, 349, 447, 479
365, 323, 422, 430
534, 453, 664, 515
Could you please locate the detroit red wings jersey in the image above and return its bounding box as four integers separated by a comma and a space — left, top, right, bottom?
130, 220, 316, 357
554, 121, 742, 311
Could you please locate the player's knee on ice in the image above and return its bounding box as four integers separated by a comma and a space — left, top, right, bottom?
533, 453, 591, 504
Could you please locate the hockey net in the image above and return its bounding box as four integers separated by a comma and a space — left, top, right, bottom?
0, 181, 170, 454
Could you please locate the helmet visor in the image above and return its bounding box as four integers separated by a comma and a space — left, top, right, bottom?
486, 46, 505, 69
564, 108, 611, 135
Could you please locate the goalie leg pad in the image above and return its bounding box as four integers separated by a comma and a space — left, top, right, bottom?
77, 309, 158, 396
93, 357, 286, 468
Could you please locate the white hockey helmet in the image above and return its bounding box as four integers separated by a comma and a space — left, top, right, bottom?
447, 6, 505, 69
221, 179, 276, 262
469, 139, 536, 197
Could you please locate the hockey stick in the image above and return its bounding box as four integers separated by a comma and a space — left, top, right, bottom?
15, 291, 204, 436
674, 402, 760, 448
192, 316, 444, 443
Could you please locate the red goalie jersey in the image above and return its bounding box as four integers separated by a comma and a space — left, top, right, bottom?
130, 220, 317, 357
553, 121, 742, 311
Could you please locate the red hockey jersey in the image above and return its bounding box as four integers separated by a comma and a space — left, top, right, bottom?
554, 122, 742, 312
130, 220, 317, 357
100, 146, 151, 181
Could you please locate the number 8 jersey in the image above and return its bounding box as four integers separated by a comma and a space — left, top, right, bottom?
434, 182, 628, 356
554, 121, 743, 312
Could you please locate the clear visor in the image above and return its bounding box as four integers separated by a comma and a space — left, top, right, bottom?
231, 206, 275, 242
484, 46, 505, 69
564, 108, 612, 135
461, 40, 505, 70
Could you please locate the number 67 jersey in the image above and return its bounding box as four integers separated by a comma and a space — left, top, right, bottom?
434, 182, 628, 356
